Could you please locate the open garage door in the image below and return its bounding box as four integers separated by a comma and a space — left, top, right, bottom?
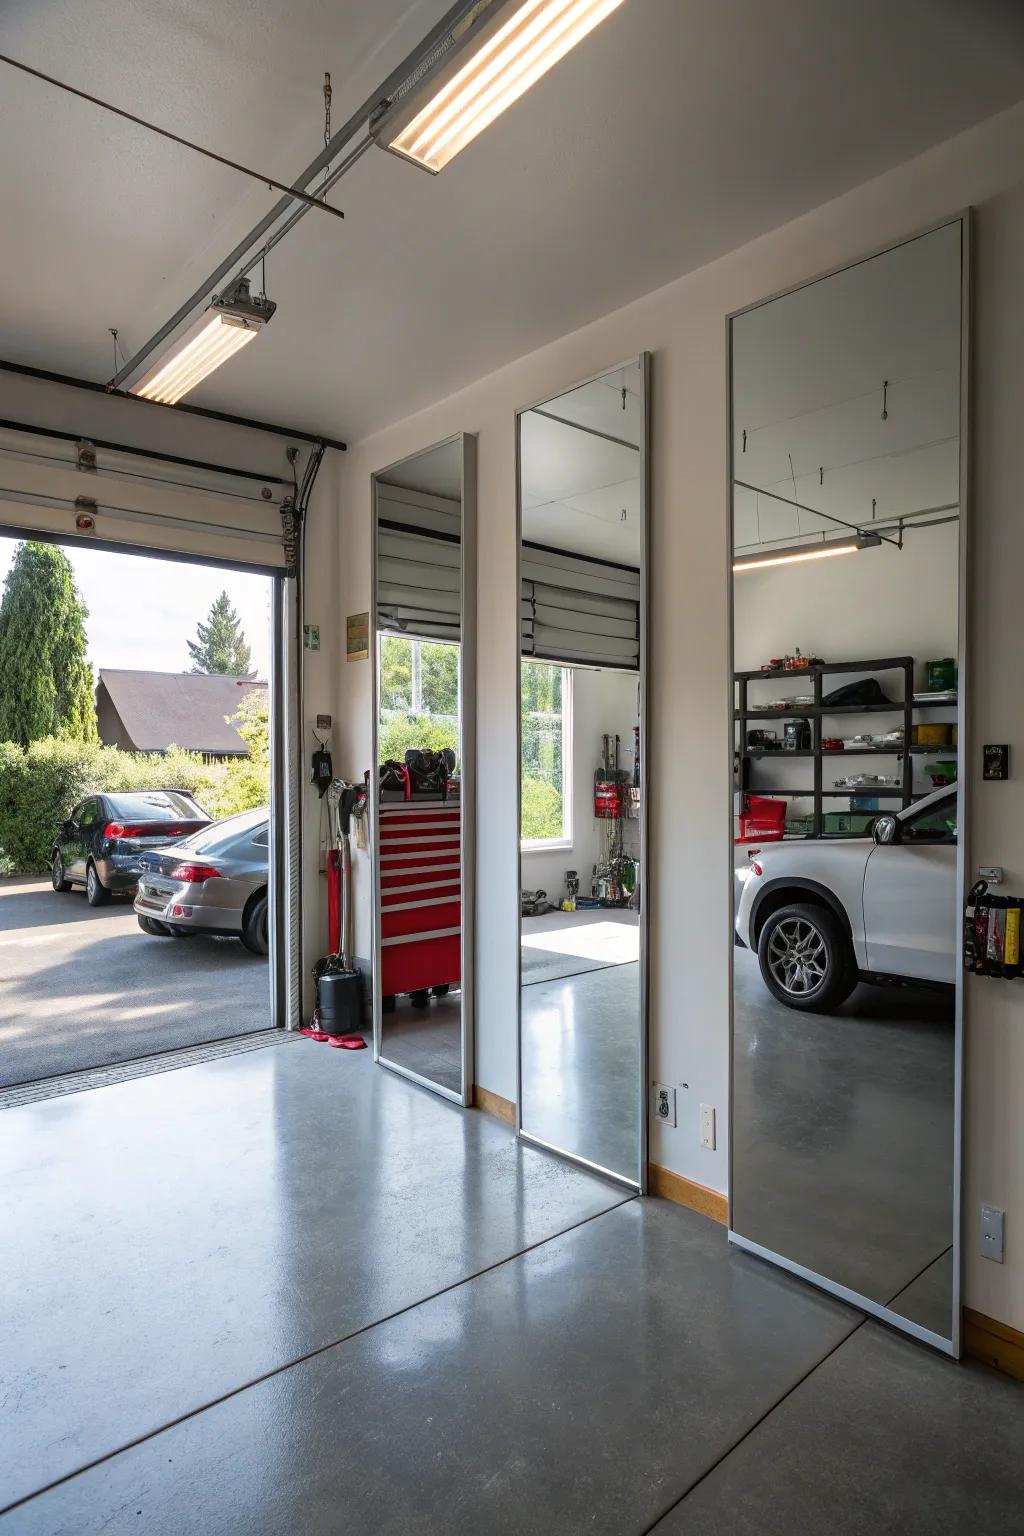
0, 414, 307, 1090
0, 420, 293, 571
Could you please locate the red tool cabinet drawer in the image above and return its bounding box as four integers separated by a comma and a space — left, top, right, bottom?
381, 931, 461, 994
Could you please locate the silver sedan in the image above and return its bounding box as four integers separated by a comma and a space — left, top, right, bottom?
134, 808, 270, 953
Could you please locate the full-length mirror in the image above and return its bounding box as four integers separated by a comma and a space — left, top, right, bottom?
729, 221, 967, 1350
371, 435, 475, 1104
516, 357, 649, 1187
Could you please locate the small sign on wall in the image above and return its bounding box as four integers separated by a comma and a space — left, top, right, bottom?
347, 611, 369, 662
303, 623, 321, 652
983, 744, 1010, 781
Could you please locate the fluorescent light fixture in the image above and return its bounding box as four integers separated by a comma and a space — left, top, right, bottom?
374, 0, 626, 174
131, 278, 276, 405
733, 533, 881, 574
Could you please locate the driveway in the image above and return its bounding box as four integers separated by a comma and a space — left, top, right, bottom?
0, 877, 271, 1089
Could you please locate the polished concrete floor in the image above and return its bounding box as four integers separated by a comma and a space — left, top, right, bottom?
380, 993, 463, 1092
520, 961, 640, 1179
732, 949, 955, 1337
0, 877, 269, 1086
2, 1040, 1022, 1534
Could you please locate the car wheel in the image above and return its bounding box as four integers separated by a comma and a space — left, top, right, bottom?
138, 915, 172, 937
241, 893, 269, 955
51, 852, 72, 892
85, 861, 111, 907
756, 902, 857, 1013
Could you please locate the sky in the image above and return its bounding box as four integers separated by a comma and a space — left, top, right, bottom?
0, 536, 272, 679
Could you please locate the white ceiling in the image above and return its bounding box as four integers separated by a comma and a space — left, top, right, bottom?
732, 220, 962, 552
521, 366, 642, 564
378, 437, 462, 500
2, 1, 1024, 443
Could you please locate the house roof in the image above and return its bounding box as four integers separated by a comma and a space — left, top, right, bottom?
97, 670, 267, 755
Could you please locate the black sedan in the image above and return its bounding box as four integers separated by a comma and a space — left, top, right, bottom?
51, 790, 211, 906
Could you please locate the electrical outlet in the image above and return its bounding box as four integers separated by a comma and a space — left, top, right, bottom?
981, 1204, 1005, 1263
700, 1103, 716, 1151
653, 1084, 676, 1127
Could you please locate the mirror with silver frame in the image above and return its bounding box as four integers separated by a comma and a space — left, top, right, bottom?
370, 434, 476, 1104
729, 220, 967, 1351
516, 356, 649, 1189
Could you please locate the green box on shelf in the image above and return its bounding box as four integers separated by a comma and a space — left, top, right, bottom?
786, 815, 814, 835
823, 810, 879, 835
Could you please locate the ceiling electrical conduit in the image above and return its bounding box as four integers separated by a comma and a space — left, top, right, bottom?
107, 0, 485, 393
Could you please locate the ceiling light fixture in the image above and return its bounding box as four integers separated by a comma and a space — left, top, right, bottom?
130, 278, 276, 405
733, 533, 881, 574
373, 0, 626, 174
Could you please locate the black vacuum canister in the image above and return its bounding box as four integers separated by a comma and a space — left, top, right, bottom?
317, 970, 363, 1036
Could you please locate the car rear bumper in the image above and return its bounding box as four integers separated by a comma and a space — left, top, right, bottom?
134, 880, 244, 935
98, 856, 145, 891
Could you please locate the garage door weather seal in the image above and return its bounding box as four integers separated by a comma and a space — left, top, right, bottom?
0, 1030, 294, 1110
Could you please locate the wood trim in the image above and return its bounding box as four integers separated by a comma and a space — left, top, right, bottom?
472, 1084, 515, 1125
648, 1162, 728, 1225
964, 1308, 1024, 1382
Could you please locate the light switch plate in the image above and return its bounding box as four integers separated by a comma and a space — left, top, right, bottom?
981, 1204, 1005, 1263
700, 1103, 716, 1151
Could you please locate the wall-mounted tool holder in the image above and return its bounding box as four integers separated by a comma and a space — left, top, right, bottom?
964, 880, 1023, 978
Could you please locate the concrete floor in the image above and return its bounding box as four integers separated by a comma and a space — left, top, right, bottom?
380, 993, 463, 1092
733, 949, 955, 1338
0, 877, 270, 1087
3, 1040, 1021, 1535
520, 961, 640, 1179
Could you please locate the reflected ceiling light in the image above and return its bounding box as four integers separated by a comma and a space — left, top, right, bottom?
130, 278, 276, 405
373, 0, 626, 174
733, 533, 881, 573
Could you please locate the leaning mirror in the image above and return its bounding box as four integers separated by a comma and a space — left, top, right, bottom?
370, 435, 476, 1104
729, 220, 967, 1351
516, 357, 649, 1188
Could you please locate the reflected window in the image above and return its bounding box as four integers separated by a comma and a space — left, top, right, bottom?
379, 636, 460, 764
521, 661, 572, 847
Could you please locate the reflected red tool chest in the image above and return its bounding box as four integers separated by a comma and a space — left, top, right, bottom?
379, 800, 461, 996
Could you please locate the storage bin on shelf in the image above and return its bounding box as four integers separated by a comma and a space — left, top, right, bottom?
737, 793, 786, 842
378, 796, 461, 1000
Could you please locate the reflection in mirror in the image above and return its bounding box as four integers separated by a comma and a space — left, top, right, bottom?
517, 358, 647, 1186
371, 436, 473, 1102
729, 222, 964, 1347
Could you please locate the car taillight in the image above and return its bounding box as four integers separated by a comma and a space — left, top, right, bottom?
751, 861, 763, 877
104, 822, 148, 838
171, 863, 221, 883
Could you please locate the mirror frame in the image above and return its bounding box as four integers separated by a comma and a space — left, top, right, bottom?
369, 432, 477, 1106
725, 215, 971, 1356
514, 353, 652, 1192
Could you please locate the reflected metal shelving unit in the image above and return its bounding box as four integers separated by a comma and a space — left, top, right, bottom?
735, 655, 957, 838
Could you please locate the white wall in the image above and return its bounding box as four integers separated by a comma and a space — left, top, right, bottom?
520, 667, 638, 900
329, 103, 1024, 1333
734, 520, 959, 682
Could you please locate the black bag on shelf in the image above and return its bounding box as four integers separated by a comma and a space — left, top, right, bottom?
820, 677, 893, 708
405, 748, 457, 799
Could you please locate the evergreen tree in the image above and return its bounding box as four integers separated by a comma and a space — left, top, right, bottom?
187, 591, 252, 675
0, 542, 97, 745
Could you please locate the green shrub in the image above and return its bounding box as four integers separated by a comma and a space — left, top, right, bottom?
520, 775, 563, 842
377, 713, 459, 765
0, 736, 269, 874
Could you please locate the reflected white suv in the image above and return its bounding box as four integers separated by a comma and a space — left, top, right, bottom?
735, 786, 958, 1012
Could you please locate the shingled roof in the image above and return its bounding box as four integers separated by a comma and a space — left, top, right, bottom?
96, 671, 267, 756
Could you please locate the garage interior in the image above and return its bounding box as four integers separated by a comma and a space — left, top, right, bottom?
2, 3, 1024, 1533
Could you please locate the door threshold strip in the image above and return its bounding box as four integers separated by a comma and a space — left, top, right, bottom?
0, 1029, 294, 1110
